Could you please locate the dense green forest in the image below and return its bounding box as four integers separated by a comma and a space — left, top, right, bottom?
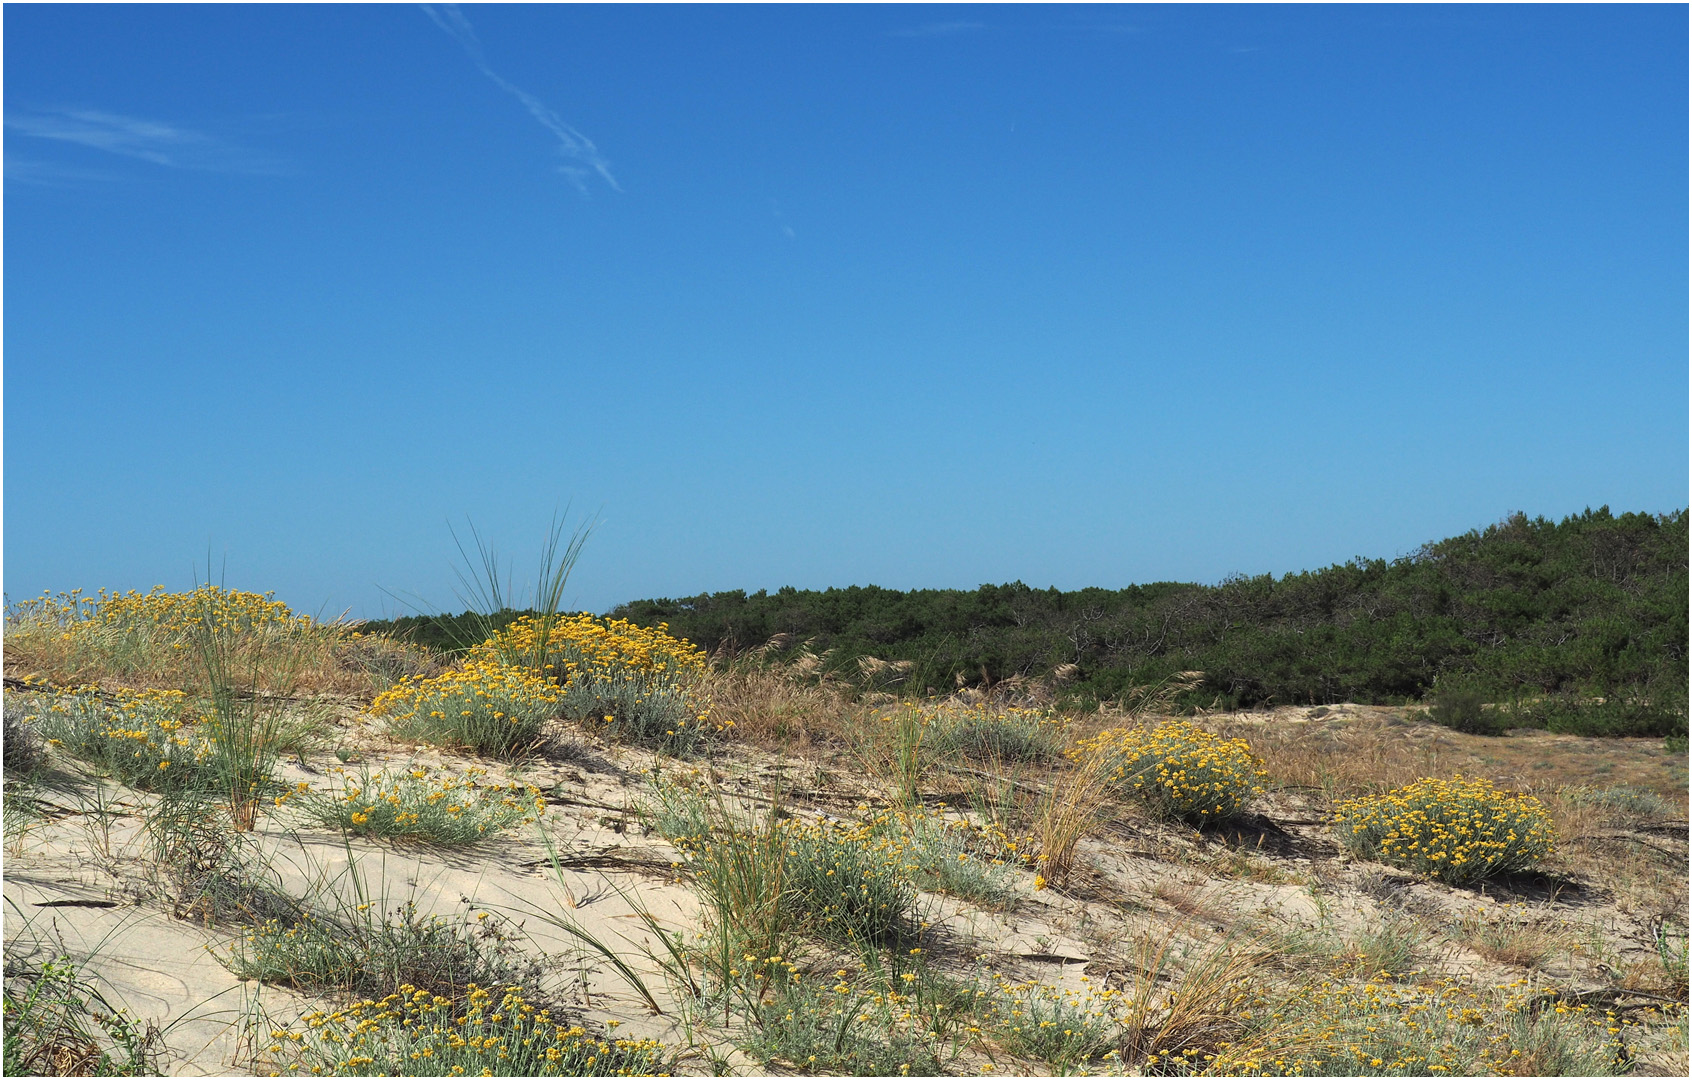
360, 508, 1688, 736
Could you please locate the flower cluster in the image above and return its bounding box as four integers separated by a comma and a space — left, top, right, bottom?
1209, 977, 1631, 1076
18, 685, 213, 790
470, 614, 706, 685
264, 983, 668, 1076
1333, 776, 1555, 885
4, 585, 352, 695
369, 660, 561, 758
13, 585, 311, 638
299, 766, 545, 844
1070, 721, 1267, 824
478, 615, 713, 753
978, 972, 1125, 1072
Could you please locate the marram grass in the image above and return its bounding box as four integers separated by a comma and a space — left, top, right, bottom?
1334, 775, 1555, 885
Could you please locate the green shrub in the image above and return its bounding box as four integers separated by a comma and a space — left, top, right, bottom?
295, 767, 544, 844
1428, 688, 1498, 735
740, 966, 957, 1076
981, 978, 1123, 1075
1069, 721, 1267, 825
776, 815, 920, 947
927, 704, 1066, 764
1500, 694, 1687, 739
22, 686, 216, 793
1334, 776, 1556, 885
896, 812, 1017, 909
226, 902, 543, 1000
2, 951, 158, 1076
1214, 978, 1629, 1076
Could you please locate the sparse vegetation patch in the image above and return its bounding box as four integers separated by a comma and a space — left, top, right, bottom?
296, 766, 545, 844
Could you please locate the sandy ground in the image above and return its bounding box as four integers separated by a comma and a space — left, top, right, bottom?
4, 704, 1687, 1075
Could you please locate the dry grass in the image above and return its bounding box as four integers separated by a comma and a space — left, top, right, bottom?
697, 657, 861, 753
1032, 747, 1111, 885
1454, 910, 1575, 970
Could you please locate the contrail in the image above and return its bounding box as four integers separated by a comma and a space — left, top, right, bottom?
422, 3, 618, 191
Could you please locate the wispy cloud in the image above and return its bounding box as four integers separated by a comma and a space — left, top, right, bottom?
4, 108, 280, 174
421, 3, 617, 192
887, 21, 987, 39
3, 157, 117, 186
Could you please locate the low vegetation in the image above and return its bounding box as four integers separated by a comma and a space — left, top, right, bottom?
592, 508, 1687, 735
1073, 719, 1268, 824
1334, 775, 1557, 885
293, 766, 545, 844
260, 983, 669, 1077
4, 519, 1686, 1077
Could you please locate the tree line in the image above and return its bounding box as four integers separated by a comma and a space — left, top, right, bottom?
360, 508, 1688, 736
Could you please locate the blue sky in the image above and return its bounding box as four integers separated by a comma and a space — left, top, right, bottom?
4, 3, 1686, 620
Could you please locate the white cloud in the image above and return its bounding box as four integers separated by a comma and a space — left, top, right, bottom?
4, 108, 280, 173
422, 3, 618, 191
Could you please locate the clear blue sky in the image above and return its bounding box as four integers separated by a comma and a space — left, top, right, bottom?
4, 4, 1686, 620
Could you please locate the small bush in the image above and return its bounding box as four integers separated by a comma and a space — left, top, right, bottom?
3, 696, 44, 775
2, 951, 159, 1076
1428, 688, 1498, 735
262, 983, 667, 1077
370, 660, 560, 758
777, 815, 921, 947
894, 811, 1018, 909
22, 686, 218, 792
740, 965, 958, 1076
295, 766, 545, 844
659, 786, 920, 953
1069, 720, 1267, 825
1215, 978, 1631, 1076
979, 975, 1123, 1074
480, 614, 712, 753
1502, 693, 1688, 739
3, 585, 359, 695
927, 704, 1066, 764
226, 902, 543, 1000
1334, 775, 1556, 885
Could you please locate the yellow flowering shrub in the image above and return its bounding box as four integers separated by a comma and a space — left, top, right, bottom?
4, 585, 365, 695
476, 614, 714, 753
1069, 720, 1267, 824
368, 660, 560, 758
18, 686, 214, 791
470, 614, 706, 684
978, 972, 1126, 1074
1334, 776, 1555, 885
298, 766, 545, 844
263, 983, 668, 1076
